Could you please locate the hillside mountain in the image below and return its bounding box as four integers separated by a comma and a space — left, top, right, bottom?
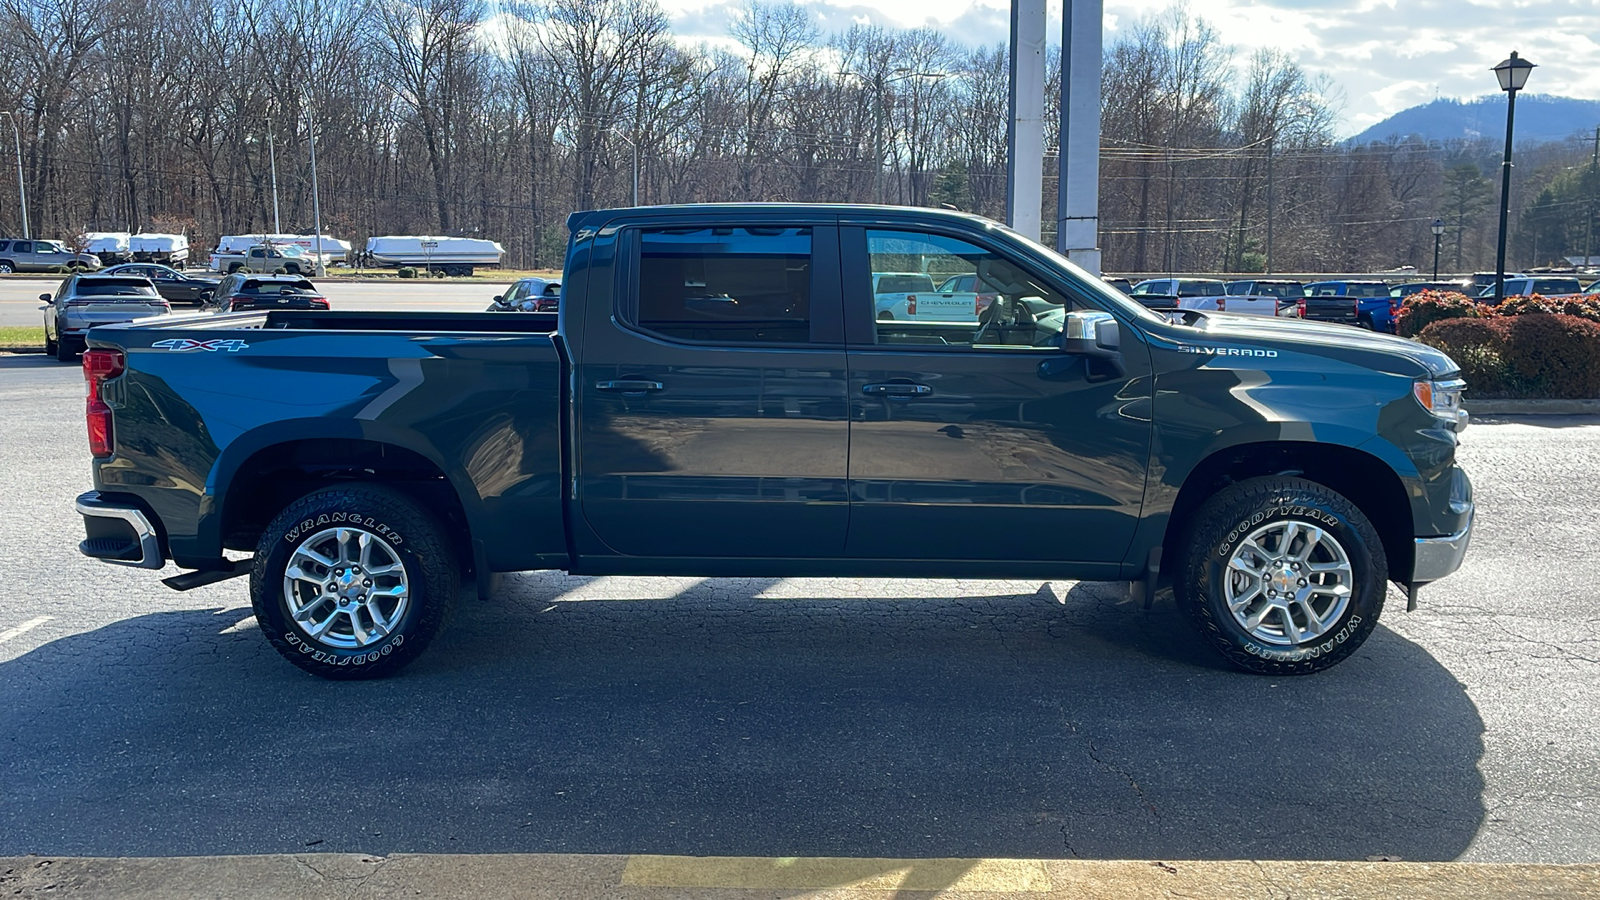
1350, 95, 1600, 146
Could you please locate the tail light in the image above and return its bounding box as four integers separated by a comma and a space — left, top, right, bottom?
1216, 297, 1226, 311
83, 348, 125, 458
1297, 298, 1307, 317
906, 295, 917, 315
311, 298, 329, 309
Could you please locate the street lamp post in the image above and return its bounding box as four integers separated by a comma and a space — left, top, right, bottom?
1491, 51, 1535, 304
1431, 217, 1445, 280
304, 93, 326, 278
0, 112, 29, 239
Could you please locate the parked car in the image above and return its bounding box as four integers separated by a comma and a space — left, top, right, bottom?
488, 277, 562, 313
1466, 272, 1523, 295
1132, 278, 1228, 298
75, 204, 1474, 681
935, 272, 1001, 313
0, 239, 101, 273
1102, 276, 1134, 294
205, 273, 328, 312
40, 274, 169, 361
1586, 280, 1599, 295
1477, 276, 1584, 301
101, 263, 219, 306
210, 243, 316, 275
1391, 281, 1471, 300
1302, 280, 1395, 331
872, 271, 980, 322
1177, 293, 1299, 317
1225, 279, 1304, 300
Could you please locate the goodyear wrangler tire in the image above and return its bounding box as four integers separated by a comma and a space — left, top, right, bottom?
1175, 476, 1386, 675
251, 485, 458, 679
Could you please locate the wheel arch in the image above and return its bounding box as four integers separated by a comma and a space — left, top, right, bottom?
1160, 440, 1414, 584
208, 423, 482, 581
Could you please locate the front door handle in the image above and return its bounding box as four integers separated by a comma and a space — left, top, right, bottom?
862, 382, 932, 397
595, 379, 664, 395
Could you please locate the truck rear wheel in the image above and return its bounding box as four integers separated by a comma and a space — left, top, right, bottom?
251, 485, 458, 680
1174, 476, 1386, 675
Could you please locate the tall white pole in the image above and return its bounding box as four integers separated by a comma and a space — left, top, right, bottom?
1, 113, 28, 239
1006, 0, 1046, 241
1057, 0, 1102, 274
267, 120, 281, 234
305, 96, 326, 277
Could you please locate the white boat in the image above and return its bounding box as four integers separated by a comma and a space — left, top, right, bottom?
83, 232, 131, 263
365, 235, 504, 274
130, 233, 190, 265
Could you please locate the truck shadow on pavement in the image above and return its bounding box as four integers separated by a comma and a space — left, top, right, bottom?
0, 577, 1483, 866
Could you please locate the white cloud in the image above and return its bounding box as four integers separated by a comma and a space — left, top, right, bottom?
654, 0, 1600, 136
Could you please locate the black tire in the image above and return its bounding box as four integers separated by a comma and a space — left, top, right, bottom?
55, 338, 76, 362
251, 484, 459, 680
43, 327, 56, 355
1174, 476, 1387, 675
0, 261, 13, 274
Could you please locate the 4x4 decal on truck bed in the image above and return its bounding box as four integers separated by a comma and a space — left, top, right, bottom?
152, 338, 249, 352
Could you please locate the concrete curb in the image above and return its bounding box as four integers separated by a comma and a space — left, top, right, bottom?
3, 854, 1598, 899
1465, 398, 1600, 415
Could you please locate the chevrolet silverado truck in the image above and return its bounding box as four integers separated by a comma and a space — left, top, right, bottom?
74, 204, 1475, 680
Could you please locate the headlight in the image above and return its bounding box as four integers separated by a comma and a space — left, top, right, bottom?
1414, 377, 1467, 427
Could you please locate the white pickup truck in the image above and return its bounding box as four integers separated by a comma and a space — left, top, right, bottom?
872, 272, 982, 322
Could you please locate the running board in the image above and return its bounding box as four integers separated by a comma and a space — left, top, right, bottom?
162, 558, 253, 591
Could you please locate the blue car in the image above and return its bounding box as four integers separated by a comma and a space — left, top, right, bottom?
1302, 280, 1396, 332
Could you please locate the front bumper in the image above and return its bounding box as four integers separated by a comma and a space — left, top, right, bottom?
76, 491, 164, 569
1413, 508, 1474, 583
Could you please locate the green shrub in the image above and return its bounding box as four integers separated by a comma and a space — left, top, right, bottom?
1499, 313, 1600, 399
397, 266, 417, 279
1396, 290, 1478, 337
47, 264, 69, 274
1417, 318, 1516, 396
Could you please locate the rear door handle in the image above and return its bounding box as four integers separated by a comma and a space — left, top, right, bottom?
595, 379, 664, 395
862, 382, 932, 397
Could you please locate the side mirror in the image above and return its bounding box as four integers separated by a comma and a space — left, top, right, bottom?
492, 295, 504, 303
1059, 310, 1120, 357
39, 293, 51, 302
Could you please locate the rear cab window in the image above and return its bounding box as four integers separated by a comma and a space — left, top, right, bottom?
627, 226, 813, 344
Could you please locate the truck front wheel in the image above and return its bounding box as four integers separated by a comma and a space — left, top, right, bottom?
1175, 476, 1386, 675
251, 485, 458, 680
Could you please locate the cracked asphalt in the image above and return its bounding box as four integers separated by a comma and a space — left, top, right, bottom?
1, 353, 1597, 864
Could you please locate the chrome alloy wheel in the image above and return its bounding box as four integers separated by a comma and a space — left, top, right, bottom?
1224, 520, 1354, 646
282, 527, 410, 649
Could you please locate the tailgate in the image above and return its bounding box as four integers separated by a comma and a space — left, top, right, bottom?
63, 303, 167, 329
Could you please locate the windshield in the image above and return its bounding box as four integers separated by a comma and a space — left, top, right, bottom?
1247, 282, 1303, 299
874, 274, 936, 294
991, 223, 1166, 324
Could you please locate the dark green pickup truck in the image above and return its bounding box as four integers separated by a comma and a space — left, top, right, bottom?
75, 204, 1474, 679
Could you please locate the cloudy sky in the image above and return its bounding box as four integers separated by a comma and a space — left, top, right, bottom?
654, 0, 1600, 137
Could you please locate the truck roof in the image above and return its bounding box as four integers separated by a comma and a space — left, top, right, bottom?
567, 203, 1002, 231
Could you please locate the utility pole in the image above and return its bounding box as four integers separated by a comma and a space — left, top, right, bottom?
1005, 0, 1046, 240
1265, 140, 1274, 274
305, 93, 325, 277
0, 112, 28, 239
1586, 124, 1598, 267
267, 119, 281, 234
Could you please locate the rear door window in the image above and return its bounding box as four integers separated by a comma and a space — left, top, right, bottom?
631, 227, 812, 344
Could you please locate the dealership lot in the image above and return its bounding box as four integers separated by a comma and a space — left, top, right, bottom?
1, 353, 1597, 864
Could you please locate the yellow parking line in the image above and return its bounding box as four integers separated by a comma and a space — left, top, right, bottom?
622, 855, 1053, 892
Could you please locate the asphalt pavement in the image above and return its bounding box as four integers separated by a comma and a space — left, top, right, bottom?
1, 354, 1597, 872
0, 277, 509, 327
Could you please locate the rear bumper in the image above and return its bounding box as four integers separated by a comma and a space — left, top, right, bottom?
1413, 508, 1473, 583
76, 491, 164, 569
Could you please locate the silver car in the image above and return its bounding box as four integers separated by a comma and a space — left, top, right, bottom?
41, 274, 171, 362
0, 238, 101, 272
